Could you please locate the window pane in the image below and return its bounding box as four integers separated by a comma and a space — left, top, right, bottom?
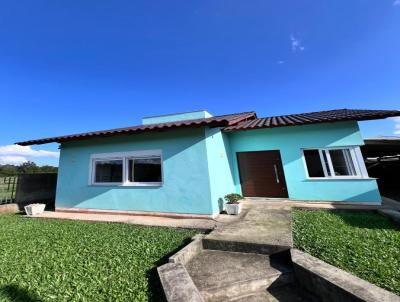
129, 157, 162, 182
329, 149, 356, 176
321, 150, 332, 176
94, 160, 123, 183
304, 150, 325, 177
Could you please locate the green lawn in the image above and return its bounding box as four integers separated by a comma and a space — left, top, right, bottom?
0, 214, 197, 301
293, 210, 400, 295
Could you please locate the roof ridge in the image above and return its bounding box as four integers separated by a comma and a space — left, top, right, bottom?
141, 111, 256, 126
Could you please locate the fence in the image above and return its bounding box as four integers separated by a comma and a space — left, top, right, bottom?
15, 173, 57, 210
0, 174, 57, 210
0, 176, 18, 205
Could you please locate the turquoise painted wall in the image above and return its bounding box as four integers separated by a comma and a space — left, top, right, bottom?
205, 128, 236, 213
56, 120, 381, 216
56, 128, 215, 215
228, 121, 381, 202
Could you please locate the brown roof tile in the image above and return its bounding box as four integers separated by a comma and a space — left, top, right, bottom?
16, 109, 400, 145
224, 109, 400, 131
16, 111, 256, 146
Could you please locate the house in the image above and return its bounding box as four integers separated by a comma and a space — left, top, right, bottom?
16, 108, 400, 218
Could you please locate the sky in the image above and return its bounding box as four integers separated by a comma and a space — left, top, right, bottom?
0, 0, 399, 166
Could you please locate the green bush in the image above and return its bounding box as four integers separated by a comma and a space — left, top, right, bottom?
224, 193, 243, 204
293, 210, 400, 295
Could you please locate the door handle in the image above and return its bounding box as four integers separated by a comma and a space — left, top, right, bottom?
274, 164, 280, 183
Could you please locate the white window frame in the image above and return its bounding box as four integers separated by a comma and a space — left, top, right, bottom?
91, 157, 125, 186
89, 150, 163, 186
302, 146, 369, 180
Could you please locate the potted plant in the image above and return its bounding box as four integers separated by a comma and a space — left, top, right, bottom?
224, 193, 243, 215
24, 203, 46, 216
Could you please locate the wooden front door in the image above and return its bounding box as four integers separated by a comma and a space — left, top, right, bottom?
237, 151, 288, 198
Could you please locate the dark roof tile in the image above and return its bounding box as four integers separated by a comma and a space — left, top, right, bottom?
16, 109, 400, 145
224, 109, 400, 132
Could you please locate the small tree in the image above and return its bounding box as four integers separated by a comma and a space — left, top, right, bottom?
224, 193, 243, 204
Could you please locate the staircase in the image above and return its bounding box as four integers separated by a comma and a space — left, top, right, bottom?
159, 200, 398, 302
184, 201, 319, 301
185, 246, 318, 302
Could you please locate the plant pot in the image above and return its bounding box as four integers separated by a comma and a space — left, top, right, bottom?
225, 203, 242, 215
24, 203, 46, 216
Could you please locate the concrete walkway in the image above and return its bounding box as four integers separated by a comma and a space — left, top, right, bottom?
244, 197, 400, 211
203, 196, 397, 251
204, 200, 292, 253
28, 211, 217, 230
382, 196, 400, 211
27, 197, 396, 233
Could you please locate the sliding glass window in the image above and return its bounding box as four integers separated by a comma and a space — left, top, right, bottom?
90, 151, 162, 186
303, 147, 368, 179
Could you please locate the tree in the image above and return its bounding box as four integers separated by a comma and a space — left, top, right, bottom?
0, 164, 18, 176
0, 162, 58, 175
17, 161, 39, 174
39, 165, 58, 173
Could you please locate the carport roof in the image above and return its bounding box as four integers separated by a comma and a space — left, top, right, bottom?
224, 109, 400, 132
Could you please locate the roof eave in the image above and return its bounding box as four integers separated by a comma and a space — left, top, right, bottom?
15, 112, 257, 146
15, 121, 224, 146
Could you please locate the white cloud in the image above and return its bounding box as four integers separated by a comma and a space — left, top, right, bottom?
0, 156, 28, 165
277, 60, 285, 64
393, 0, 400, 6
393, 117, 400, 135
290, 34, 305, 52
0, 145, 59, 165
0, 155, 28, 166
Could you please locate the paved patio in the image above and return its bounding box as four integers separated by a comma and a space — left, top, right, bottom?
244, 197, 400, 210
382, 196, 400, 210
26, 197, 399, 232
28, 211, 218, 230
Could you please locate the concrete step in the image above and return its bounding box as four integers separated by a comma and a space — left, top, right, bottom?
227, 284, 321, 302
202, 238, 291, 255
203, 274, 294, 302
228, 291, 272, 302
185, 249, 294, 302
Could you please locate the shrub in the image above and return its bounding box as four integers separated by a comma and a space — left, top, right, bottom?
224, 193, 243, 204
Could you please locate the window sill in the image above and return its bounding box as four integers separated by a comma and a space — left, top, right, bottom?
89, 182, 163, 187
304, 177, 377, 181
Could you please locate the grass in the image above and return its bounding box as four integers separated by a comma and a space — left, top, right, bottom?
293, 210, 400, 295
0, 214, 197, 301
